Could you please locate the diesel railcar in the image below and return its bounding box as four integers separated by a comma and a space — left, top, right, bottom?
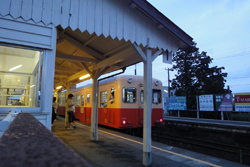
57, 75, 163, 129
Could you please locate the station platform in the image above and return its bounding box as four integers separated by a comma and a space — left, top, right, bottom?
52, 117, 249, 167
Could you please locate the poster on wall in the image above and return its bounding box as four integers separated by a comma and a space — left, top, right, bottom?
166, 96, 187, 110
199, 95, 214, 111
234, 93, 250, 112
215, 94, 233, 111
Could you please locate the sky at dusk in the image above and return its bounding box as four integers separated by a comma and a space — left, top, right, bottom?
78, 0, 250, 94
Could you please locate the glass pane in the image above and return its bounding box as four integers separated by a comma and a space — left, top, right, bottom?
153, 89, 162, 104
87, 94, 90, 103
122, 87, 136, 103
81, 95, 84, 106
76, 95, 80, 106
0, 45, 42, 107
110, 88, 114, 104
100, 91, 107, 107
140, 90, 143, 103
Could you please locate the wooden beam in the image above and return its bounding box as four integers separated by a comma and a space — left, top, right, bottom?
54, 74, 69, 78
103, 42, 131, 57
56, 52, 99, 63
59, 61, 67, 67
67, 66, 93, 82
151, 50, 162, 62
57, 30, 105, 60
57, 38, 64, 44
84, 34, 98, 46
133, 43, 147, 62
80, 62, 94, 78
97, 67, 110, 78
55, 66, 78, 72
96, 48, 132, 70
59, 78, 67, 87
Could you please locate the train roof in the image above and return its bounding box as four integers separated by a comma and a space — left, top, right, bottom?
73, 75, 162, 92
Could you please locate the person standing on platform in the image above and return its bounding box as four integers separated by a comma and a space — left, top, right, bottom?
51, 97, 57, 126
65, 94, 76, 129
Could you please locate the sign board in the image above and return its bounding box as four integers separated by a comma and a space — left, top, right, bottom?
199, 95, 214, 111
234, 93, 250, 112
166, 96, 187, 110
162, 51, 172, 64
215, 94, 233, 111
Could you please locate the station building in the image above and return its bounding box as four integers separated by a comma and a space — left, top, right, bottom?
0, 0, 192, 166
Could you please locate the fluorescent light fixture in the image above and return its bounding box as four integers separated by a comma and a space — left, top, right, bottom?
164, 90, 168, 93
56, 86, 62, 89
9, 64, 22, 71
30, 85, 35, 88
79, 74, 90, 80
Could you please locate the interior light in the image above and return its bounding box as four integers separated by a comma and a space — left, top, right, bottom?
9, 64, 22, 71
30, 85, 35, 88
164, 90, 168, 93
56, 86, 62, 89
79, 74, 90, 80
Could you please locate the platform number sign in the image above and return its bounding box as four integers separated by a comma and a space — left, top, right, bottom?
199, 95, 214, 111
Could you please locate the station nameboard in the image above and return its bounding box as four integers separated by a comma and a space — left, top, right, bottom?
166, 96, 186, 110
234, 93, 250, 112
215, 94, 233, 111
199, 95, 214, 111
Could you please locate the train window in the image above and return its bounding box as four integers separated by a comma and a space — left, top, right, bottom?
109, 88, 114, 104
87, 93, 90, 103
76, 95, 80, 106
140, 90, 143, 103
123, 87, 136, 103
153, 89, 161, 104
81, 95, 84, 106
100, 91, 107, 107
72, 96, 75, 104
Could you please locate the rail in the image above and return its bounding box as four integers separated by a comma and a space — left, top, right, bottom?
0, 113, 91, 167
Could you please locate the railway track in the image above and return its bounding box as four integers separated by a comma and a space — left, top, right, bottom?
152, 128, 250, 165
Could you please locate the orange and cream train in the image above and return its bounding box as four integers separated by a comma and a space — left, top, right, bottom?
57, 75, 163, 129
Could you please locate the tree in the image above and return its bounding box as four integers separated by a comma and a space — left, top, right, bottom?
171, 42, 228, 109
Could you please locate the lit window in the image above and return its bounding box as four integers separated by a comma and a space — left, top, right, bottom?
81, 95, 84, 106
100, 91, 107, 107
123, 87, 136, 103
87, 93, 90, 103
0, 45, 43, 107
76, 95, 80, 106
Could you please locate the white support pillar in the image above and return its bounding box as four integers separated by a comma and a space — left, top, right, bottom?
91, 77, 99, 141
143, 38, 152, 166
41, 27, 57, 130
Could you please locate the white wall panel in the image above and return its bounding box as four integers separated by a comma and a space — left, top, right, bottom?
87, 0, 95, 35
0, 18, 53, 49
69, 0, 79, 31
10, 0, 22, 19
94, 0, 103, 36
32, 0, 43, 23
21, 0, 32, 20
0, 0, 11, 16
0, 0, 181, 52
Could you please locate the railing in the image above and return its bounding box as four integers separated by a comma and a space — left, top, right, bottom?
0, 109, 14, 137
0, 113, 91, 167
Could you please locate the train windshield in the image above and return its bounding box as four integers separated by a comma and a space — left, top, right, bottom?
140, 89, 162, 104
123, 87, 136, 103
153, 89, 161, 104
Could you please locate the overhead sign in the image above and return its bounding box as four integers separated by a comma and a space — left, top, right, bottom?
215, 94, 233, 111
199, 95, 214, 111
166, 96, 186, 110
234, 93, 250, 112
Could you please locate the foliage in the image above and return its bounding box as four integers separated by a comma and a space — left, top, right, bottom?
171, 42, 228, 109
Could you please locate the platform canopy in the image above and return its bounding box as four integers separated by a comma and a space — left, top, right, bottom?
0, 0, 192, 88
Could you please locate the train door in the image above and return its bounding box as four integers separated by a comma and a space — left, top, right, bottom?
108, 87, 115, 124
85, 91, 91, 124
137, 84, 144, 126
80, 94, 85, 122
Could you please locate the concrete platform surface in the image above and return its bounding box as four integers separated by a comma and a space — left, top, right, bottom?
52, 117, 249, 167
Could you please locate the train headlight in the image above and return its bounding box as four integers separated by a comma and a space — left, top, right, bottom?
155, 81, 159, 86
127, 78, 132, 83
